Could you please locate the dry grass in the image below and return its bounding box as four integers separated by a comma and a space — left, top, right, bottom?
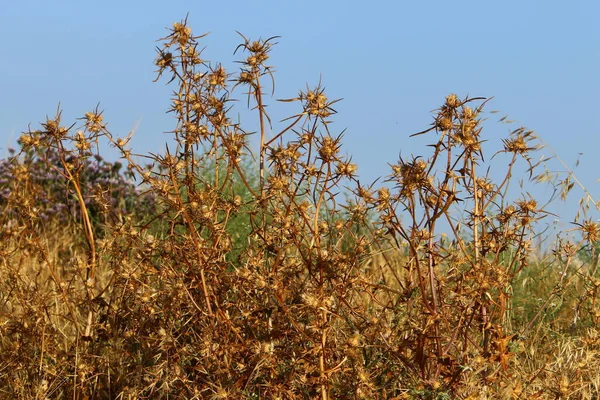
1, 17, 600, 399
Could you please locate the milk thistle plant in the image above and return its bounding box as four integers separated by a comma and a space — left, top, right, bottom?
1, 17, 600, 400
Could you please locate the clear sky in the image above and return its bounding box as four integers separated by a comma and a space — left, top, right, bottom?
1, 0, 599, 226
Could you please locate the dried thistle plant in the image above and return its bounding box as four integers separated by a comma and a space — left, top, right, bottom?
1, 17, 600, 400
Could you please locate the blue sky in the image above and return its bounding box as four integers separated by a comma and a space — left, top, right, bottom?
1, 0, 599, 226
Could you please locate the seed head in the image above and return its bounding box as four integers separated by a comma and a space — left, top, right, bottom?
577, 219, 599, 244
437, 116, 453, 131
445, 93, 460, 108
336, 160, 358, 177
318, 136, 339, 162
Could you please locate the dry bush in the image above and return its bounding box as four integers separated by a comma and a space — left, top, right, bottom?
1, 17, 600, 399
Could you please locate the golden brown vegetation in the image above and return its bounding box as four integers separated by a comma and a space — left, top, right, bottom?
1, 18, 600, 399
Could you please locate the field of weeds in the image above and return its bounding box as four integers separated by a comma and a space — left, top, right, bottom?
2, 18, 600, 399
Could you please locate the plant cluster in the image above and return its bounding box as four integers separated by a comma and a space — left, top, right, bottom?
1, 18, 600, 399
0, 135, 157, 231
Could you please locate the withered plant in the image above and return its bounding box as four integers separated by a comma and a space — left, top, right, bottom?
1, 17, 600, 400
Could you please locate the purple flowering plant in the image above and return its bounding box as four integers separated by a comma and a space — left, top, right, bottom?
0, 113, 156, 234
